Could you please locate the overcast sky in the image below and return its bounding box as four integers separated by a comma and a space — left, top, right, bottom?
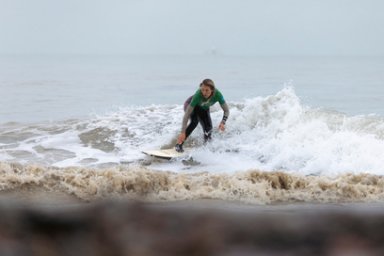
1, 0, 383, 56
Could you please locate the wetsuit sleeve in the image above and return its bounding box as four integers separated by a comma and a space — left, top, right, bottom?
181, 105, 194, 132
216, 90, 225, 105
184, 96, 193, 111
220, 102, 229, 124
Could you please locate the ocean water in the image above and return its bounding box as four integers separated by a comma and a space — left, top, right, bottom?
1, 55, 384, 203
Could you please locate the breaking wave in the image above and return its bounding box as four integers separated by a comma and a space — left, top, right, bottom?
1, 87, 384, 176
1, 162, 384, 204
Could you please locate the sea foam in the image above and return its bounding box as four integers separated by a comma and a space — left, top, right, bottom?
1, 87, 384, 176
1, 162, 384, 204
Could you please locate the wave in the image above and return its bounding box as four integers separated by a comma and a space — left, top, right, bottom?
1, 87, 384, 175
1, 162, 384, 204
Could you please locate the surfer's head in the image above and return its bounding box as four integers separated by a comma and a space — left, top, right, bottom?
200, 78, 215, 98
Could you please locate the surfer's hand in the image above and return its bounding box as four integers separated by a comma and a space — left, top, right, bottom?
218, 122, 225, 131
177, 133, 186, 144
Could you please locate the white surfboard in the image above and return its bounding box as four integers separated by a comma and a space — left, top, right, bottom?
142, 148, 191, 160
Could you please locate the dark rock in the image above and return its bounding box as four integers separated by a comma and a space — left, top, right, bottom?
0, 200, 383, 256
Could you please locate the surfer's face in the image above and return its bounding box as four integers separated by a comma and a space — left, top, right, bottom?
200, 85, 213, 99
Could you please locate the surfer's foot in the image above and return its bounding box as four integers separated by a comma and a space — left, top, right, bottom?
204, 136, 212, 144
175, 143, 184, 153
204, 131, 212, 143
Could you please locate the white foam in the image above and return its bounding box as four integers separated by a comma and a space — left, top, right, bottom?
1, 87, 384, 176
149, 87, 384, 175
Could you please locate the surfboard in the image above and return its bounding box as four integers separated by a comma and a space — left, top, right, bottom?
142, 148, 190, 160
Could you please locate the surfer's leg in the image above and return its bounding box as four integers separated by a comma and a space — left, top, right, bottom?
185, 110, 199, 139
176, 109, 198, 152
197, 108, 213, 142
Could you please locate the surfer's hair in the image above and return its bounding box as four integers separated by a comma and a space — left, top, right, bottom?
200, 79, 215, 91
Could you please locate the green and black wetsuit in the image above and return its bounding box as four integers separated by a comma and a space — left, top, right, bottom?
182, 88, 229, 142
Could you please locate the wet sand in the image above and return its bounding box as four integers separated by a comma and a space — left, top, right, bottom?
0, 192, 383, 256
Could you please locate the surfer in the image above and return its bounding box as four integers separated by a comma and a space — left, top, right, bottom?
175, 78, 229, 152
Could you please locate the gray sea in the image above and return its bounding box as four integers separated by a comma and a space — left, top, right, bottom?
1, 55, 384, 204
1, 55, 383, 123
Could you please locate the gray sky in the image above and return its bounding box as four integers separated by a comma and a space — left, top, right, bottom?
1, 0, 384, 56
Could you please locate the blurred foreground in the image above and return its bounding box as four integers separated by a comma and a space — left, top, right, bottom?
0, 198, 383, 256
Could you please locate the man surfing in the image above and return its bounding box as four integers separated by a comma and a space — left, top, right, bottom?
175, 78, 229, 152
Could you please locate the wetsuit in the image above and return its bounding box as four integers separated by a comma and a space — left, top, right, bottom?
181, 88, 229, 142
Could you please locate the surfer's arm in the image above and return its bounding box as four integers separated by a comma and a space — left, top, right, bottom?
219, 103, 229, 131
181, 105, 194, 133
220, 102, 229, 124
177, 105, 194, 144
